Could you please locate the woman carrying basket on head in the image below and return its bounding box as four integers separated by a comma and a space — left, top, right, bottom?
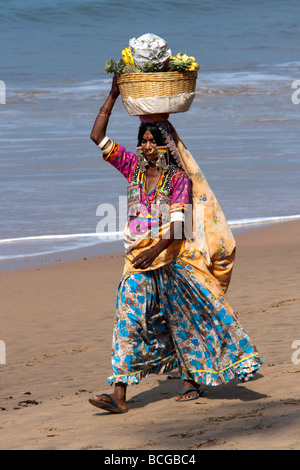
89, 76, 263, 414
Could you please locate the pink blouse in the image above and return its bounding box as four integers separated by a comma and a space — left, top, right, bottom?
103, 142, 192, 236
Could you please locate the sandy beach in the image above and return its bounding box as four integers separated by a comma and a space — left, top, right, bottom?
0, 220, 299, 450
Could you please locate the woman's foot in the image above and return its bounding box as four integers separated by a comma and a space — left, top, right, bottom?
89, 383, 127, 413
175, 379, 201, 402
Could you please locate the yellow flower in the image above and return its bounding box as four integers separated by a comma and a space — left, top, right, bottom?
122, 46, 134, 66
189, 62, 200, 71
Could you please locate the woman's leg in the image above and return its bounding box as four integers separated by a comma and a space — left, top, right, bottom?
90, 270, 178, 412
158, 262, 263, 388
108, 272, 177, 386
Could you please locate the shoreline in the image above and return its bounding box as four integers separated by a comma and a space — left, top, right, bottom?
0, 220, 299, 450
0, 239, 124, 273
1, 216, 299, 273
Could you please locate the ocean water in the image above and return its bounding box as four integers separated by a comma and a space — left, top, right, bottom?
1, 0, 300, 267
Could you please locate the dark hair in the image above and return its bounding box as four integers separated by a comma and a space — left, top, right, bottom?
137, 123, 166, 147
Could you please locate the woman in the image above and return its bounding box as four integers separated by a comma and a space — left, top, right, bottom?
89, 76, 263, 414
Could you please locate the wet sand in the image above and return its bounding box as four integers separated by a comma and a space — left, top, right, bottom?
0, 221, 299, 450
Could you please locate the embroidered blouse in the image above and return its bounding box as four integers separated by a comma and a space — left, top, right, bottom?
103, 142, 192, 237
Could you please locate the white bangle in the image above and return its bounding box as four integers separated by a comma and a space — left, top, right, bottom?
170, 211, 185, 223
97, 136, 110, 150
102, 141, 114, 155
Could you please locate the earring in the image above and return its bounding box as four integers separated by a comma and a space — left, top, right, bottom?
155, 122, 183, 169
137, 147, 149, 174
156, 147, 168, 172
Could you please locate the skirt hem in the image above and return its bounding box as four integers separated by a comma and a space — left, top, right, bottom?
107, 357, 178, 385
107, 354, 263, 386
185, 354, 263, 386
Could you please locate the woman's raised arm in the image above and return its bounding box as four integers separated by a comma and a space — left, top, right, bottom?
90, 75, 120, 149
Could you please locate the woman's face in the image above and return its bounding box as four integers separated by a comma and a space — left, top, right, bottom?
141, 130, 158, 162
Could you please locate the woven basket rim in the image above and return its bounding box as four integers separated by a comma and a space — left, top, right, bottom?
117, 70, 198, 84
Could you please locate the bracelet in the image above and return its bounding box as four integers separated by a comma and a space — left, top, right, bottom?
102, 141, 114, 155
97, 136, 110, 150
99, 106, 111, 117
98, 112, 109, 119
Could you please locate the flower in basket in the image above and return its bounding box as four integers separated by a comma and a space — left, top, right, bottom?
169, 53, 200, 72
104, 34, 200, 75
122, 47, 135, 66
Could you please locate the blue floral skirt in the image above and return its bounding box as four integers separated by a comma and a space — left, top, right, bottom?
108, 261, 263, 386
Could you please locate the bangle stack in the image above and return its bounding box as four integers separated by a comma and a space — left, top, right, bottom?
98, 106, 111, 119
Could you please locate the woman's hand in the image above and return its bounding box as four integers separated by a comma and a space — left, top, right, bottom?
131, 247, 158, 270
90, 75, 119, 145
110, 75, 120, 100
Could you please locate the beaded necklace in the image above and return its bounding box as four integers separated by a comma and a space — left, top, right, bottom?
140, 170, 167, 206
132, 164, 181, 209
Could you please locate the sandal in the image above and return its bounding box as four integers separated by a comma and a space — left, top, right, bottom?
89, 394, 127, 414
176, 387, 203, 402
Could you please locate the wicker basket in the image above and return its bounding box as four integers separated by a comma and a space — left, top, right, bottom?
117, 70, 197, 100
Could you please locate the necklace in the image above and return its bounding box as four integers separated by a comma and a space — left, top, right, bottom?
141, 171, 166, 206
